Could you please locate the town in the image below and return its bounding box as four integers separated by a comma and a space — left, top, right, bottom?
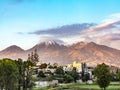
0, 49, 120, 90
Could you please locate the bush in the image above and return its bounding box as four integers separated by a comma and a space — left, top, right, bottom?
64, 74, 74, 83
37, 71, 46, 78
82, 73, 90, 83
46, 75, 54, 81
57, 78, 64, 83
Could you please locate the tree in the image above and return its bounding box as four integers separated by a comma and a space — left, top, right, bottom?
0, 60, 4, 90
54, 66, 64, 83
82, 73, 90, 84
34, 49, 39, 63
15, 58, 24, 90
23, 60, 34, 90
70, 67, 79, 83
94, 63, 111, 90
64, 74, 74, 83
28, 49, 39, 65
48, 64, 57, 69
111, 72, 117, 81
81, 62, 89, 83
53, 63, 58, 68
55, 66, 64, 75
81, 63, 87, 79
0, 58, 18, 90
117, 71, 120, 84
39, 63, 47, 69
37, 71, 46, 78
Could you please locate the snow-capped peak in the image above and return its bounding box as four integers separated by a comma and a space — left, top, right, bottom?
37, 37, 64, 46
37, 38, 57, 46
44, 40, 56, 45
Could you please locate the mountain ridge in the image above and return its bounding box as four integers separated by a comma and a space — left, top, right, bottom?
0, 41, 120, 67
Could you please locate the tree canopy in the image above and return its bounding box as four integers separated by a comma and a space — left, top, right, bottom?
0, 58, 18, 90
94, 63, 111, 90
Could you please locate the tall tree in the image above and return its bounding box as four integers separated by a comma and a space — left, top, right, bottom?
15, 58, 24, 90
27, 54, 31, 61
82, 73, 90, 84
28, 49, 39, 65
0, 58, 18, 90
117, 71, 120, 84
94, 63, 111, 90
81, 63, 87, 81
23, 60, 34, 90
34, 49, 39, 63
0, 60, 4, 90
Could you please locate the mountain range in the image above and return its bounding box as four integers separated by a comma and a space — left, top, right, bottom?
0, 40, 120, 67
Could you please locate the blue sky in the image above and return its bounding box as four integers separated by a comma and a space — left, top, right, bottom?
0, 0, 120, 50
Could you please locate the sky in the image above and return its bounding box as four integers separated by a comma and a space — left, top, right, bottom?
0, 0, 120, 50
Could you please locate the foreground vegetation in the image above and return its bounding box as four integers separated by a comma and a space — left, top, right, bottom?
0, 58, 34, 90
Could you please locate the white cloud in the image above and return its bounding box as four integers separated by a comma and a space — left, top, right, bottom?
79, 13, 120, 50
102, 13, 120, 23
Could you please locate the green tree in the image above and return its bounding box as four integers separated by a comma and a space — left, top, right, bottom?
34, 49, 39, 63
15, 58, 24, 90
64, 74, 74, 83
81, 63, 87, 80
48, 65, 57, 69
70, 67, 79, 83
0, 58, 18, 90
55, 66, 64, 75
94, 63, 111, 90
54, 66, 64, 83
111, 72, 117, 81
23, 60, 34, 90
117, 71, 120, 84
0, 60, 4, 90
28, 49, 39, 65
37, 71, 46, 78
53, 63, 58, 68
39, 63, 47, 69
82, 73, 90, 84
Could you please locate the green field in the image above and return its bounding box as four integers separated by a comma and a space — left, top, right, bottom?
33, 83, 120, 90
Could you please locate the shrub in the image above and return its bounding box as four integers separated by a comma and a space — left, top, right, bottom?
64, 74, 74, 83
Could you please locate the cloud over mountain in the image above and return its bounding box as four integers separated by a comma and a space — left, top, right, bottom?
29, 23, 96, 37
86, 20, 120, 32
79, 13, 120, 49
38, 37, 65, 45
25, 13, 120, 49
104, 33, 120, 41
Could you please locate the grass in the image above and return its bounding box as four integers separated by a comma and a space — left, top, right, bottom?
33, 82, 120, 90
62, 83, 120, 90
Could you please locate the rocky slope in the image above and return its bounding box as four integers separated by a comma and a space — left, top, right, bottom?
0, 41, 120, 67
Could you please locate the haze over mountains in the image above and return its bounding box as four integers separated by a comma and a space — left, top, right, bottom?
0, 40, 120, 67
